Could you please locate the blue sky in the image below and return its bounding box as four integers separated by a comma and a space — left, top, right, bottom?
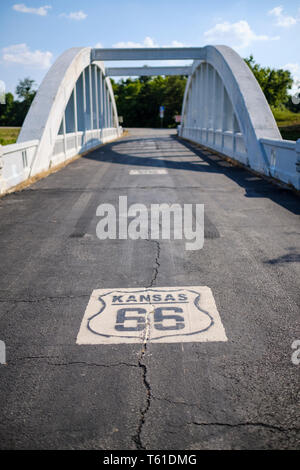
0, 0, 299, 95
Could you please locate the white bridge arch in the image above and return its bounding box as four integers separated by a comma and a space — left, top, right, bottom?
18, 47, 121, 176
0, 44, 299, 194
180, 45, 281, 173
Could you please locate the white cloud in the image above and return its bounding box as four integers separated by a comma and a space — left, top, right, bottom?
284, 63, 300, 78
94, 42, 103, 48
110, 37, 191, 69
284, 63, 300, 95
167, 40, 186, 48
112, 36, 186, 48
2, 44, 52, 69
112, 37, 157, 48
268, 6, 298, 27
204, 20, 279, 49
60, 10, 87, 21
13, 3, 51, 16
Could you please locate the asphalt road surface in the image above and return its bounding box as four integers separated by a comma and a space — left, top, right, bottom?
0, 128, 299, 450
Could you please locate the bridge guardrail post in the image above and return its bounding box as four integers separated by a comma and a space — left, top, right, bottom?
0, 144, 3, 175
0, 144, 4, 193
296, 139, 300, 173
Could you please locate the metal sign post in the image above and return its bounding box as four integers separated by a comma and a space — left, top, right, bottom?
159, 106, 165, 128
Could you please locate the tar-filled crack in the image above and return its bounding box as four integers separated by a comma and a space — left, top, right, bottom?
166, 420, 299, 434
10, 356, 138, 369
133, 340, 152, 450
189, 421, 300, 433
147, 239, 161, 287
132, 239, 160, 450
0, 294, 89, 303
22, 186, 204, 192
153, 398, 300, 433
152, 395, 202, 409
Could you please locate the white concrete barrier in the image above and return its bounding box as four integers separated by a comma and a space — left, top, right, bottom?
51, 128, 122, 166
1, 44, 298, 194
181, 129, 300, 190
179, 45, 300, 191
0, 126, 122, 194
182, 127, 248, 166
260, 138, 300, 189
0, 140, 39, 194
0, 46, 123, 195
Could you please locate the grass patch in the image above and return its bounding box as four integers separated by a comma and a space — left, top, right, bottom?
271, 108, 300, 141
0, 109, 299, 148
279, 125, 300, 141
0, 127, 21, 146
272, 108, 300, 127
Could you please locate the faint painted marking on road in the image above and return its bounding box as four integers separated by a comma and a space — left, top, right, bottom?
76, 286, 227, 345
129, 169, 168, 175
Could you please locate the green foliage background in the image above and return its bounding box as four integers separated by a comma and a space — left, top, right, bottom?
0, 78, 36, 127
0, 56, 299, 140
112, 75, 187, 128
244, 55, 294, 108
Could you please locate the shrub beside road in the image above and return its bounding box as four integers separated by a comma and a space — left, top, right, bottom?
0, 127, 20, 146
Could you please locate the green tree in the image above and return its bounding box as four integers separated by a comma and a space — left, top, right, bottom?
16, 77, 36, 102
113, 75, 187, 128
0, 92, 15, 126
0, 78, 37, 126
245, 55, 293, 108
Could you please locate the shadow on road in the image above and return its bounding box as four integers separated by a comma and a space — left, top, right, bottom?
82, 134, 300, 216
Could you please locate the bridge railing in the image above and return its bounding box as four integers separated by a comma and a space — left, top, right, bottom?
180, 46, 300, 191
260, 138, 300, 189
51, 127, 122, 166
0, 140, 39, 194
181, 126, 300, 190
0, 127, 122, 194
182, 127, 248, 165
0, 47, 123, 195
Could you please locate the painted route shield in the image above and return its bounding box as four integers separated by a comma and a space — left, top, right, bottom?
77, 286, 227, 344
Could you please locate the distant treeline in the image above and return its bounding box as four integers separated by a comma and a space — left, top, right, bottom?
111, 75, 187, 128
0, 78, 36, 127
244, 55, 297, 111
0, 56, 298, 128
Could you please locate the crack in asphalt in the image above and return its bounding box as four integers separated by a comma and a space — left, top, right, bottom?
0, 294, 90, 303
132, 239, 161, 450
152, 395, 204, 409
152, 395, 300, 434
147, 239, 161, 288
4, 239, 162, 450
9, 356, 138, 369
132, 340, 152, 450
21, 186, 210, 193
167, 419, 300, 434
189, 421, 300, 433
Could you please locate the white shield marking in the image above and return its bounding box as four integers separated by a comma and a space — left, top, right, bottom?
76, 286, 227, 345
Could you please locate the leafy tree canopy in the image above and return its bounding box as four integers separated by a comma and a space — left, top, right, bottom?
112, 75, 187, 128
244, 55, 293, 108
0, 77, 36, 126
0, 58, 298, 129
16, 77, 36, 102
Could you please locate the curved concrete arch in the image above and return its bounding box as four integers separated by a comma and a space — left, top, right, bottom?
18, 47, 119, 174
180, 45, 281, 172
105, 76, 119, 128
1, 44, 297, 195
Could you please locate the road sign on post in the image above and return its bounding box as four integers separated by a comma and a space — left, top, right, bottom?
159, 106, 165, 128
